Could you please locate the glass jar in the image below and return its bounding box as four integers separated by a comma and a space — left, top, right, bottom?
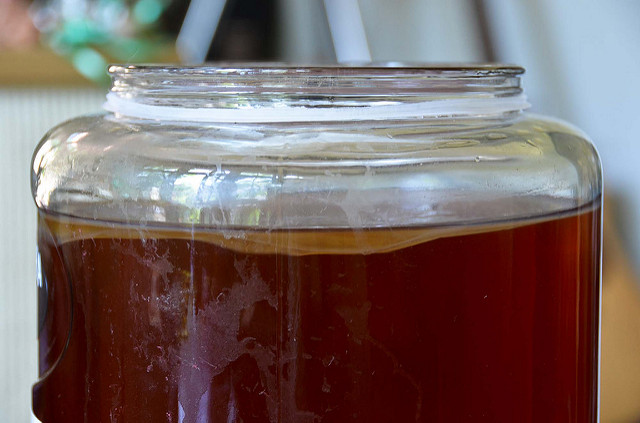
31, 65, 602, 423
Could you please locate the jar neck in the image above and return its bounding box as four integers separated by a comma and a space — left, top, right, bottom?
105, 64, 529, 123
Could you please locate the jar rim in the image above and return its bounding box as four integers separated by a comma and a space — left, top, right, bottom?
105, 63, 528, 123
108, 63, 524, 78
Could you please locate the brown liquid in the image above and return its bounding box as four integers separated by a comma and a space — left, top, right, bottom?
33, 206, 600, 423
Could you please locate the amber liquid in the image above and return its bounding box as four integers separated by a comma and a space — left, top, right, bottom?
33, 206, 600, 423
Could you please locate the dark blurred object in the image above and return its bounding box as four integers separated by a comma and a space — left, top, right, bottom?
207, 0, 276, 61
176, 0, 277, 63
0, 0, 39, 49
158, 0, 189, 34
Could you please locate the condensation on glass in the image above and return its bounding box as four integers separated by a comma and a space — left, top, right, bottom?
31, 65, 602, 423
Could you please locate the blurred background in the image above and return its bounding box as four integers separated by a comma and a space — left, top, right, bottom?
1, 0, 639, 422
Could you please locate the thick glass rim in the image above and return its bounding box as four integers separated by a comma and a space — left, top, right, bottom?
105, 63, 528, 123
108, 63, 524, 78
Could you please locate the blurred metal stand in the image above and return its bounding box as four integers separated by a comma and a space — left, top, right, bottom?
176, 0, 372, 64
176, 0, 227, 63
323, 0, 370, 63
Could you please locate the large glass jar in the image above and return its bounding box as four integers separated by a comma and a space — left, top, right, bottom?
31, 65, 602, 423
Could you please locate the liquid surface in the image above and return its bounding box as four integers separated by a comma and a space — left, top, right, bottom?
34, 207, 600, 423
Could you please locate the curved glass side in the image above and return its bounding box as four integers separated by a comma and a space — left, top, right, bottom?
31, 108, 602, 422
32, 114, 601, 230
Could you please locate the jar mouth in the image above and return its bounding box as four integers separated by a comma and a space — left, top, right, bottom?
109, 63, 524, 77
105, 63, 528, 123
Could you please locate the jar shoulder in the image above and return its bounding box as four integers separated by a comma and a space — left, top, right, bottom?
32, 113, 602, 228
32, 112, 599, 163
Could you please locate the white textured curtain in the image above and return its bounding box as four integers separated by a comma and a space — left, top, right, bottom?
0, 88, 103, 422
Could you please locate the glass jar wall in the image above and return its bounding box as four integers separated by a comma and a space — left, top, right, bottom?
31, 65, 601, 422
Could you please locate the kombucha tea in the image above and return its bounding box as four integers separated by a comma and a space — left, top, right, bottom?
33, 205, 600, 422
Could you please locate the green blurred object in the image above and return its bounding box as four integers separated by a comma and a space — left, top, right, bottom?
60, 19, 109, 46
32, 0, 174, 85
72, 47, 108, 82
133, 0, 164, 25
